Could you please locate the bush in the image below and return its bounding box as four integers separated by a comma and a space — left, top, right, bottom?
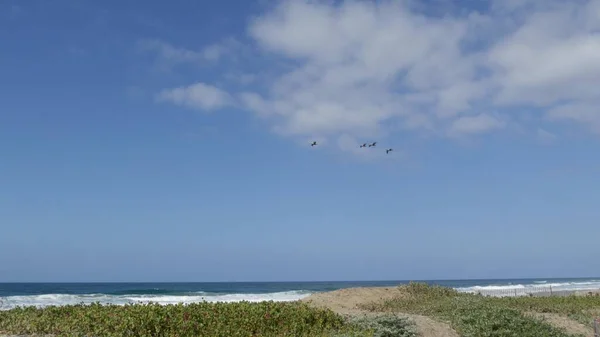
453, 300, 573, 337
347, 314, 417, 337
405, 282, 458, 298
0, 301, 373, 337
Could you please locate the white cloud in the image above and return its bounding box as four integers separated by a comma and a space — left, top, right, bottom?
138, 40, 204, 63
138, 37, 241, 68
236, 0, 493, 146
241, 2, 459, 132
449, 114, 506, 136
546, 102, 600, 133
488, 0, 600, 107
156, 83, 232, 111
537, 128, 557, 144
155, 0, 600, 152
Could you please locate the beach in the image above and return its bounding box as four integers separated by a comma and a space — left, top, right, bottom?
2, 282, 600, 336
2, 278, 600, 310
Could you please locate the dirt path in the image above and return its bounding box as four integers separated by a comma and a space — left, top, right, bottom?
528, 312, 594, 336
301, 287, 459, 337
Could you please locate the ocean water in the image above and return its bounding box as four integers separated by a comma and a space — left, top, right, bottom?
1, 278, 599, 310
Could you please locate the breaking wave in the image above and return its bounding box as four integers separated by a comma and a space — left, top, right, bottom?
456, 280, 600, 296
0, 291, 312, 310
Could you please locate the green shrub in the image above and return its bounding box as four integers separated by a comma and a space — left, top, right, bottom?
405, 282, 458, 298
496, 294, 600, 326
452, 300, 575, 337
0, 301, 373, 337
347, 315, 417, 337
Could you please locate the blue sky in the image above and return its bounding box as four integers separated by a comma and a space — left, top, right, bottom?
1, 0, 599, 282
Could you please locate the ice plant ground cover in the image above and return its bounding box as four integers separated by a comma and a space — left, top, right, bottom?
0, 300, 417, 337
359, 283, 600, 337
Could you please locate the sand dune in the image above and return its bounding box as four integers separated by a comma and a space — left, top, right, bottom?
301, 285, 600, 337
301, 287, 460, 337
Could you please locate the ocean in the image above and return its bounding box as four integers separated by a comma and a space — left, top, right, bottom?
1, 278, 599, 310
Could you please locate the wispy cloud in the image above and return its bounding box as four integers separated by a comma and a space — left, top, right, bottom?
156, 82, 233, 111
67, 46, 86, 56
448, 114, 506, 137
137, 37, 242, 71
225, 72, 257, 86
546, 102, 600, 134
153, 0, 600, 152
536, 128, 557, 144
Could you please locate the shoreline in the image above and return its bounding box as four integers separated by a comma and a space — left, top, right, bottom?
2, 285, 600, 337
1, 286, 599, 311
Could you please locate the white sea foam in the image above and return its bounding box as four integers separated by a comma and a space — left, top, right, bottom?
456, 280, 600, 297
0, 291, 313, 310
2, 280, 599, 309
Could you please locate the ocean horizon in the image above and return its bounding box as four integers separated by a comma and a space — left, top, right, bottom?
1, 277, 599, 310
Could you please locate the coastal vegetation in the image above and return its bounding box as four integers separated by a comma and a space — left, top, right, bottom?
2, 283, 599, 337
359, 282, 600, 337
0, 300, 415, 337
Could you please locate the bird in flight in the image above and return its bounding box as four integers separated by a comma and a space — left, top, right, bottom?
386, 148, 393, 154
359, 143, 367, 148
368, 142, 377, 147
310, 141, 317, 147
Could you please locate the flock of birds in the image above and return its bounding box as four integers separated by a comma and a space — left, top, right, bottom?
310, 141, 393, 154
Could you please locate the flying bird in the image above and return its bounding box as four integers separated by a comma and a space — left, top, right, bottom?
310, 141, 317, 147
368, 142, 377, 147
359, 143, 367, 148
386, 148, 393, 154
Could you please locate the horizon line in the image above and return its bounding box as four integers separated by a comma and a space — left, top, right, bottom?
1, 276, 598, 284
